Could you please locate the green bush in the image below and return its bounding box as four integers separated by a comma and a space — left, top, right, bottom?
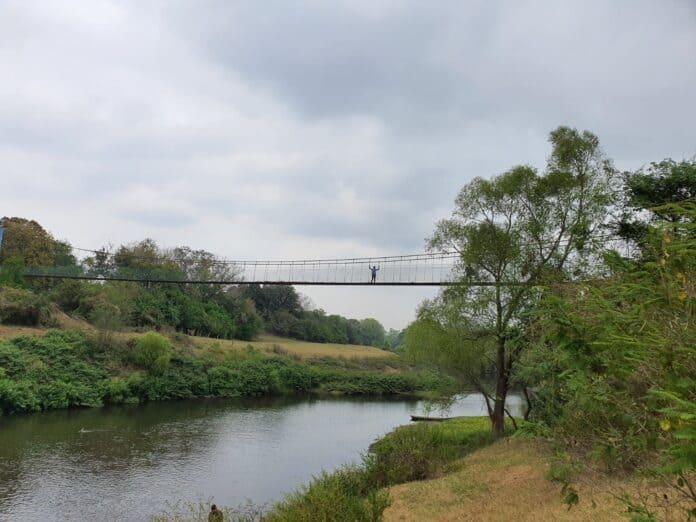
208, 365, 241, 397
0, 331, 106, 413
131, 332, 172, 374
516, 208, 695, 474
366, 417, 493, 485
100, 377, 135, 404
50, 280, 93, 312
0, 286, 52, 326
0, 377, 40, 414
267, 466, 390, 522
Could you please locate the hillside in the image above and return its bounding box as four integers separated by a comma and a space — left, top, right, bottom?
0, 317, 394, 361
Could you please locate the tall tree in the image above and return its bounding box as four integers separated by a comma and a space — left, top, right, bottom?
407, 126, 615, 437
0, 217, 58, 266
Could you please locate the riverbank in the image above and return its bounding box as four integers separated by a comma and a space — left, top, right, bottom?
0, 329, 449, 416
228, 417, 675, 522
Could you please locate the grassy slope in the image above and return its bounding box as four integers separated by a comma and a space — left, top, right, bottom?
384, 437, 663, 522
0, 317, 394, 361
189, 334, 395, 359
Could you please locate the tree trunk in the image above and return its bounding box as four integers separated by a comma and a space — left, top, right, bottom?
492, 336, 508, 439
523, 386, 532, 421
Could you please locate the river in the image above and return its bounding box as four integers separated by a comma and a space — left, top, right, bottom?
0, 394, 523, 521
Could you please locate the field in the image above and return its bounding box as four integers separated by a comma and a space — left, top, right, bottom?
189, 333, 395, 359
0, 319, 394, 360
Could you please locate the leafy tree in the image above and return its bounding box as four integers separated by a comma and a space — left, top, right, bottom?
408, 126, 615, 437
619, 159, 696, 245
0, 217, 58, 266
356, 318, 386, 346
244, 284, 303, 319
626, 159, 696, 219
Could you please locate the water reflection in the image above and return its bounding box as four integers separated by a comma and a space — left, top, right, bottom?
0, 394, 521, 521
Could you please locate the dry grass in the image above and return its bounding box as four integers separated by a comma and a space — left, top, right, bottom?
188, 333, 395, 359
0, 321, 393, 360
0, 324, 46, 340
384, 438, 666, 522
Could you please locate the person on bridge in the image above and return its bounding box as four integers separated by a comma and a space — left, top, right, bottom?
208, 504, 223, 522
369, 265, 380, 283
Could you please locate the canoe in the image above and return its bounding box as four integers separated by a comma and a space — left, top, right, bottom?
410, 415, 452, 421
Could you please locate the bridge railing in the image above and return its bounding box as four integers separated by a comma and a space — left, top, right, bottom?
15, 253, 462, 286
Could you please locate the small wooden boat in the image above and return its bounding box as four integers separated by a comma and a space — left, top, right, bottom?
410, 415, 453, 422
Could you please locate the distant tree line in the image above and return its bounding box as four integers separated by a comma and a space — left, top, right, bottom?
239, 284, 387, 346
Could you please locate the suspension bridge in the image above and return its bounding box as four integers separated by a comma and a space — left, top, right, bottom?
19, 252, 477, 286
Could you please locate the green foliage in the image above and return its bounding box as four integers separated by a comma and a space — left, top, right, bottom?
0, 217, 60, 266
0, 286, 52, 326
131, 332, 173, 374
267, 466, 390, 522
384, 328, 405, 351
314, 368, 447, 396
100, 377, 136, 405
0, 257, 26, 287
244, 284, 386, 346
516, 206, 695, 472
50, 279, 92, 312
0, 377, 40, 414
0, 330, 106, 413
365, 417, 493, 485
619, 159, 696, 245
626, 159, 696, 218
0, 328, 442, 416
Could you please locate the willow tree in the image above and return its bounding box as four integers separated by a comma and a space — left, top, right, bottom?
406, 127, 615, 438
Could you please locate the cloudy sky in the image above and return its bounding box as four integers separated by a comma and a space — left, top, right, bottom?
1, 0, 694, 328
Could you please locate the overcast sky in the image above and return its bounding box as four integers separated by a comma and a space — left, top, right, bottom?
1, 0, 695, 329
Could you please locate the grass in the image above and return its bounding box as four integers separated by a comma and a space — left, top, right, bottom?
0, 321, 394, 360
189, 334, 395, 360
383, 437, 680, 521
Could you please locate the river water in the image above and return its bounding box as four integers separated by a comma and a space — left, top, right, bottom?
0, 394, 523, 521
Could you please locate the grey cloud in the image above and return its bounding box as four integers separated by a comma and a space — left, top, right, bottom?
1, 0, 695, 327
171, 0, 696, 157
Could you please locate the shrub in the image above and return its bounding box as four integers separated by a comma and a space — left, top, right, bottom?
365, 417, 493, 485
131, 332, 172, 374
37, 380, 102, 409
267, 466, 390, 522
0, 286, 51, 325
0, 377, 40, 414
50, 280, 92, 312
208, 365, 241, 397
100, 377, 136, 404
